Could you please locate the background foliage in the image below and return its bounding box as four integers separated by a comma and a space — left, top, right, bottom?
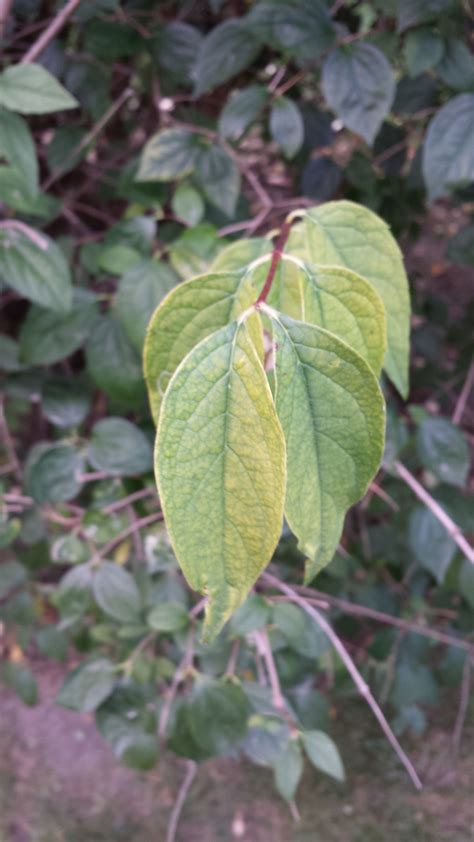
0, 0, 473, 822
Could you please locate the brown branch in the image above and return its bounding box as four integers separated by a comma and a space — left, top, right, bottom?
21, 0, 83, 63
452, 359, 474, 425
254, 629, 286, 712
255, 221, 292, 305
395, 461, 474, 565
262, 572, 423, 790
165, 760, 197, 842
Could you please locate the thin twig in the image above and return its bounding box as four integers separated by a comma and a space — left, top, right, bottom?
0, 220, 48, 250
225, 638, 241, 677
263, 573, 423, 790
0, 0, 14, 38
254, 629, 286, 712
158, 626, 196, 739
452, 360, 474, 425
452, 656, 472, 754
165, 760, 197, 842
255, 221, 292, 305
21, 0, 83, 63
282, 584, 474, 654
42, 87, 133, 191
0, 396, 21, 480
395, 461, 474, 565
102, 487, 157, 514
93, 512, 163, 561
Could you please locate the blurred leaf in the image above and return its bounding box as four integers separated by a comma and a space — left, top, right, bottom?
416, 416, 469, 487
0, 560, 26, 599
396, 0, 455, 30
229, 594, 270, 637
447, 225, 474, 265
1, 662, 37, 705
115, 732, 158, 770
88, 417, 152, 476
193, 20, 261, 98
436, 38, 474, 92
86, 315, 146, 408
19, 291, 98, 365
248, 0, 335, 61
423, 93, 474, 200
36, 626, 68, 661
243, 714, 290, 765
274, 739, 303, 801
98, 244, 142, 275
150, 22, 202, 86
322, 43, 395, 145
136, 129, 198, 182
56, 658, 115, 712
187, 677, 250, 756
25, 443, 83, 504
147, 601, 188, 632
391, 662, 439, 708
171, 184, 204, 226
273, 603, 329, 658
219, 85, 267, 141
116, 260, 178, 352
459, 559, 474, 610
0, 227, 72, 313
301, 730, 345, 782
409, 506, 456, 583
46, 125, 87, 175
92, 562, 142, 623
195, 144, 241, 217
300, 157, 342, 201
0, 106, 38, 195
0, 64, 78, 114
42, 377, 91, 429
404, 28, 444, 77
270, 96, 304, 159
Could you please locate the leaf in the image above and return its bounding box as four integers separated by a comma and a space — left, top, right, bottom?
155, 320, 286, 640
416, 416, 469, 487
147, 601, 189, 632
116, 259, 178, 352
25, 443, 83, 504
459, 559, 474, 611
302, 200, 411, 397
19, 291, 98, 365
242, 714, 290, 765
447, 225, 474, 265
269, 96, 304, 159
302, 730, 345, 782
247, 0, 335, 62
229, 593, 270, 637
321, 43, 395, 145
150, 21, 202, 86
92, 562, 142, 622
98, 244, 142, 275
136, 129, 198, 182
42, 377, 91, 429
0, 560, 26, 600
422, 94, 474, 201
169, 224, 220, 279
218, 85, 267, 141
408, 507, 456, 583
210, 237, 270, 272
396, 0, 456, 30
300, 157, 342, 202
56, 659, 115, 713
195, 144, 241, 217
436, 38, 474, 92
193, 19, 261, 98
171, 184, 204, 226
187, 677, 250, 756
0, 107, 38, 196
144, 272, 261, 424
0, 64, 78, 114
274, 740, 303, 801
88, 418, 153, 476
404, 28, 444, 77
115, 732, 158, 770
86, 314, 146, 408
1, 663, 37, 706
0, 227, 72, 313
272, 602, 329, 658
270, 312, 385, 579
247, 258, 387, 375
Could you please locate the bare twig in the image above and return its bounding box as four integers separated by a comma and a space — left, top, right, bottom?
395, 461, 474, 565
286, 584, 474, 654
452, 360, 474, 425
254, 629, 286, 712
0, 0, 14, 38
225, 638, 241, 677
263, 572, 423, 790
102, 487, 157, 514
165, 760, 197, 842
0, 396, 21, 480
93, 512, 163, 562
255, 221, 292, 305
0, 220, 48, 250
42, 87, 133, 191
452, 655, 472, 754
21, 0, 83, 63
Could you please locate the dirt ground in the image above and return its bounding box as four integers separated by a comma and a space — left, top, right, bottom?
0, 660, 473, 842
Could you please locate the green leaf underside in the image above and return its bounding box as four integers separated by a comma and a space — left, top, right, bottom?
144, 272, 262, 424
155, 320, 286, 640
270, 312, 385, 580
0, 228, 72, 313
245, 257, 387, 375
302, 201, 410, 397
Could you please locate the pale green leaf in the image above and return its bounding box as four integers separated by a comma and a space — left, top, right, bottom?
302, 730, 345, 782
0, 107, 38, 196
270, 312, 385, 580
210, 237, 271, 272
0, 64, 78, 114
302, 200, 411, 397
274, 739, 304, 801
155, 320, 286, 640
144, 272, 262, 424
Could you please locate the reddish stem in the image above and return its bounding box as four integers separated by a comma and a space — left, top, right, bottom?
255, 220, 292, 306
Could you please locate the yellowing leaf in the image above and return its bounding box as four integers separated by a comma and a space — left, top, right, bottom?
144, 272, 262, 424
270, 312, 385, 580
155, 320, 286, 640
302, 201, 411, 397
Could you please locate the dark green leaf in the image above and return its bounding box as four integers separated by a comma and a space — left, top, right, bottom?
459, 559, 474, 610
322, 43, 395, 145
42, 377, 91, 428
188, 677, 250, 756
273, 603, 329, 658
0, 227, 72, 312
150, 22, 202, 86
229, 594, 270, 637
218, 85, 267, 141
396, 0, 455, 30
195, 144, 241, 217
391, 662, 439, 708
447, 225, 474, 265
404, 28, 444, 77
248, 0, 335, 61
147, 601, 189, 632
25, 443, 83, 504
115, 732, 158, 770
136, 129, 198, 182
0, 64, 78, 114
193, 20, 261, 98
302, 730, 345, 782
409, 507, 456, 583
0, 107, 38, 196
92, 562, 142, 623
171, 184, 204, 226
19, 291, 97, 365
0, 560, 26, 600
436, 38, 474, 91
274, 739, 303, 801
86, 315, 146, 408
56, 658, 115, 712
46, 125, 88, 175
88, 418, 153, 476
116, 260, 178, 351
36, 626, 68, 661
417, 416, 469, 487
269, 96, 304, 159
422, 94, 474, 200
242, 714, 290, 766
1, 662, 37, 705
